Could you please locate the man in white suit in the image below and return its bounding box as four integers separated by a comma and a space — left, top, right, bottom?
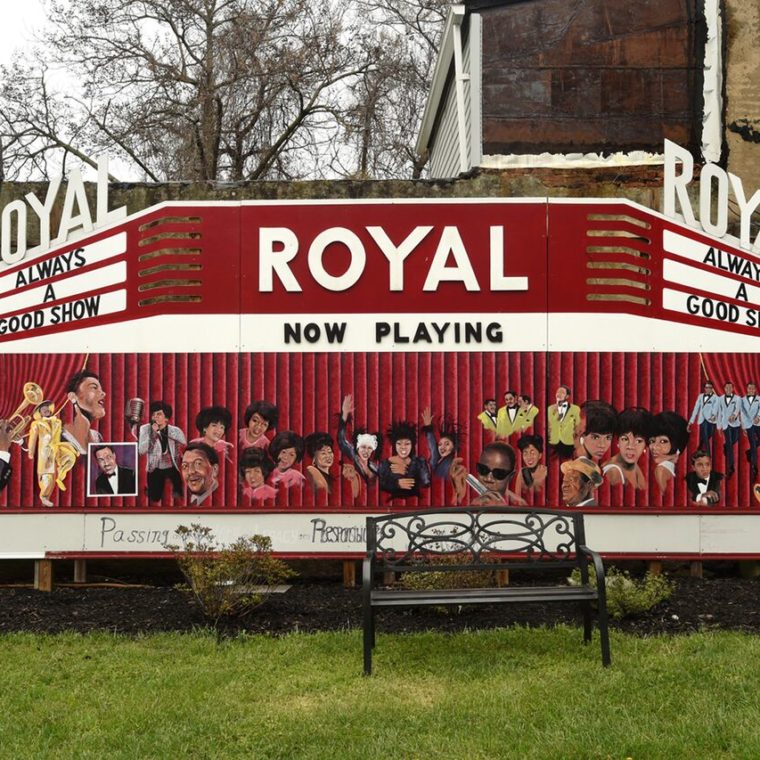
718, 381, 742, 478
742, 381, 760, 480
687, 380, 720, 460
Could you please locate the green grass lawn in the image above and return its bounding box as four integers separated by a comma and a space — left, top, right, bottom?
0, 626, 758, 759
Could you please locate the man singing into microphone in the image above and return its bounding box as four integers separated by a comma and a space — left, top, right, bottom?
138, 400, 186, 503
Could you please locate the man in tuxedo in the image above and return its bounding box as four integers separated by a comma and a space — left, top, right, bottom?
0, 419, 12, 493
94, 445, 136, 496
496, 390, 520, 439
477, 399, 497, 433
687, 380, 720, 459
547, 385, 581, 459
685, 450, 723, 505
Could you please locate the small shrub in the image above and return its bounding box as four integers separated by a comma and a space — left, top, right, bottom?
400, 552, 495, 592
569, 565, 673, 620
166, 523, 295, 634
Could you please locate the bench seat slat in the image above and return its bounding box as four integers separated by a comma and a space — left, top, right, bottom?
371, 585, 597, 606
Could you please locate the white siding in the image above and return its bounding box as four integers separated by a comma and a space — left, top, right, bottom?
429, 78, 461, 178
428, 16, 481, 179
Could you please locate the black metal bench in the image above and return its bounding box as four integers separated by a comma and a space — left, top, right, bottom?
362, 506, 611, 674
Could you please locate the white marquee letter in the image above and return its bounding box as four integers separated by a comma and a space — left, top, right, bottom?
490, 227, 528, 290
699, 163, 728, 238
423, 226, 479, 291
308, 228, 366, 292
259, 228, 301, 292
1, 200, 27, 265
367, 225, 432, 291
663, 139, 697, 226
54, 170, 93, 244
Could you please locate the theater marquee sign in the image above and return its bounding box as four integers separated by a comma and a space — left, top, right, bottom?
2, 143, 760, 559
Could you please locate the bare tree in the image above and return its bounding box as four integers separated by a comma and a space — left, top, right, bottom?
0, 57, 102, 181
337, 0, 447, 179
1, 0, 372, 181
0, 0, 444, 181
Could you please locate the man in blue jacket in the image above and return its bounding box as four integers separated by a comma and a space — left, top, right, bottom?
687, 380, 720, 460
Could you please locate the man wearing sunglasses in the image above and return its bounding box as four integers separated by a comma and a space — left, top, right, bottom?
448, 441, 524, 506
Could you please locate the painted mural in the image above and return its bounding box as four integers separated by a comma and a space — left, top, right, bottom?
1, 350, 757, 511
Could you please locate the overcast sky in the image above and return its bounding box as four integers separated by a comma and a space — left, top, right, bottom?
0, 2, 45, 65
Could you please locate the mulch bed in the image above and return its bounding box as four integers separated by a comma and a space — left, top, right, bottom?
1, 576, 759, 637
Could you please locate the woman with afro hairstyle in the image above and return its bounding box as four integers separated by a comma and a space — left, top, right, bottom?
377, 420, 431, 500
190, 405, 234, 462
603, 407, 653, 489
649, 411, 689, 493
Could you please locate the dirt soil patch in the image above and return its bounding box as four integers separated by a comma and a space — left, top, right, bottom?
1, 576, 759, 637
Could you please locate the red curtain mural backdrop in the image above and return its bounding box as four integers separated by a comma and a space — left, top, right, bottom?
1, 351, 758, 510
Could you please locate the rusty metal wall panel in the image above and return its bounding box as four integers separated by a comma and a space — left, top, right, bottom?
480, 0, 704, 155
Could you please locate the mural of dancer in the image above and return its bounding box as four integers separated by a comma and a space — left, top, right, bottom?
378, 421, 430, 500
338, 394, 380, 497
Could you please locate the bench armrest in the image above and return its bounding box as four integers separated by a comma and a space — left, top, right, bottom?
578, 544, 607, 606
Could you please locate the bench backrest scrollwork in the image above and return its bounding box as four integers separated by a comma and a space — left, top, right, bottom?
367, 507, 587, 573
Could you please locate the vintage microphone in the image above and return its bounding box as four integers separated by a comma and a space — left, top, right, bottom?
124, 397, 145, 426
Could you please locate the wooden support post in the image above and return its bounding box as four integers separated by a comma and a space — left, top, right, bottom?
496, 567, 510, 587
383, 570, 396, 586
648, 560, 663, 576
689, 561, 703, 578
342, 560, 356, 588
34, 559, 54, 592
73, 559, 87, 584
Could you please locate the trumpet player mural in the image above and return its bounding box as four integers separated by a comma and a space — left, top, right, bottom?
27, 397, 77, 507
4, 383, 80, 506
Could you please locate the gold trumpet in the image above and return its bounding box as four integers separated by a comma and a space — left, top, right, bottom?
7, 381, 46, 441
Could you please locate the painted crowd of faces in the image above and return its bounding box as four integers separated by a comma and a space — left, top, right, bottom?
15, 368, 759, 509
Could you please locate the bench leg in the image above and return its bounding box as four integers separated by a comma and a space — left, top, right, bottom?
581, 600, 592, 643
363, 603, 374, 676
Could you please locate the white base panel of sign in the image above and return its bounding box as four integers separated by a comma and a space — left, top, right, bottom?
0, 512, 758, 558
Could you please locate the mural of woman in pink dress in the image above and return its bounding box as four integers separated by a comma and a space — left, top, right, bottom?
191, 406, 234, 462
269, 430, 306, 489
240, 400, 279, 452
239, 448, 276, 504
